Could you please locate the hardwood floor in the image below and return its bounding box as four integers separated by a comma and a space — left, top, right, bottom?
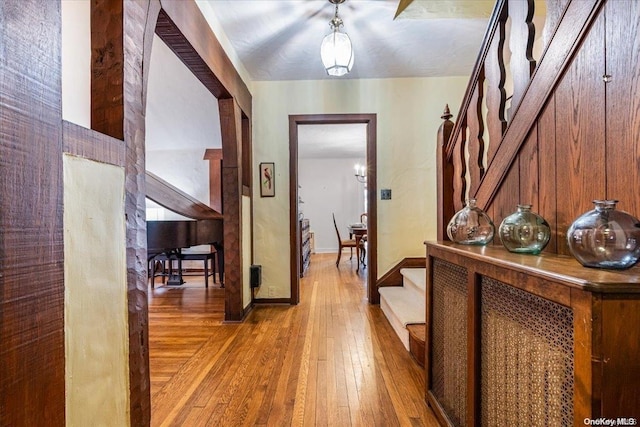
148, 253, 439, 426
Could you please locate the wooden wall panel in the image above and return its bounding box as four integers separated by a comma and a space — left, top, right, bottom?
538, 98, 558, 253
605, 0, 640, 218
0, 0, 65, 425
542, 0, 571, 48
488, 159, 520, 247
554, 9, 605, 255
518, 127, 539, 209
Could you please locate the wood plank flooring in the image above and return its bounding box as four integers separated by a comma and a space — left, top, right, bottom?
148, 253, 439, 426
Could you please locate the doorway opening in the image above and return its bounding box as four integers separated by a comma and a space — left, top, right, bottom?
289, 114, 378, 304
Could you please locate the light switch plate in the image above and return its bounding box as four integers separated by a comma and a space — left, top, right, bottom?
381, 189, 392, 200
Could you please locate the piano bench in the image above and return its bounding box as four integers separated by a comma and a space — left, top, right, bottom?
181, 251, 218, 288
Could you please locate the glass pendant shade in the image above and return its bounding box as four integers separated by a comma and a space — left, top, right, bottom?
321, 30, 354, 76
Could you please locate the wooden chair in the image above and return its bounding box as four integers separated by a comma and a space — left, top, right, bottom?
360, 212, 368, 226
333, 213, 365, 268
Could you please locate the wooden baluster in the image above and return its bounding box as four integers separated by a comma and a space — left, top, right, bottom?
437, 105, 455, 241
484, 7, 508, 163
508, 0, 536, 111
452, 125, 467, 212
467, 69, 486, 197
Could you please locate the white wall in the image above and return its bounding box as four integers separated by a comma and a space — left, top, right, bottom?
145, 35, 222, 213
299, 157, 365, 253
252, 77, 468, 299
61, 0, 90, 128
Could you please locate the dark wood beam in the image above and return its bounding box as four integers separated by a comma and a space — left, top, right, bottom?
0, 0, 65, 424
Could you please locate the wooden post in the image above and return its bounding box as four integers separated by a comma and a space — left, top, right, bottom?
437, 105, 455, 241
204, 149, 224, 213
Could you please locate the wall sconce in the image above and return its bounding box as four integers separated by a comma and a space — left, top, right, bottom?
354, 163, 366, 183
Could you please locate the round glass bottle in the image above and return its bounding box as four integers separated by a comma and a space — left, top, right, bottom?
446, 198, 495, 245
567, 200, 640, 269
498, 204, 551, 254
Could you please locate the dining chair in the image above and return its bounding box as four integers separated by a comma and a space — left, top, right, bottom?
333, 213, 365, 268
360, 212, 368, 226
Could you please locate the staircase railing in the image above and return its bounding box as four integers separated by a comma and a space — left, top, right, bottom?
437, 0, 605, 241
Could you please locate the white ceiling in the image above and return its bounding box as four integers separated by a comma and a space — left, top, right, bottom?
194, 1, 499, 159
298, 123, 367, 159
197, 0, 495, 81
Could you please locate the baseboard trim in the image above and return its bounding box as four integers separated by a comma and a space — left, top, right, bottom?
253, 298, 292, 304
376, 257, 426, 289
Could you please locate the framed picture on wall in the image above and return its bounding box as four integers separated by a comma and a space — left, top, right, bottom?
260, 162, 275, 197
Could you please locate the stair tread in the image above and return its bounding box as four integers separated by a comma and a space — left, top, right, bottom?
400, 268, 426, 293
379, 286, 425, 326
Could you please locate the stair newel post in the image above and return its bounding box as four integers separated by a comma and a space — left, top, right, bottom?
437, 104, 455, 241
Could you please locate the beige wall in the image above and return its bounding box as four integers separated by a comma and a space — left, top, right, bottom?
64, 154, 130, 426
251, 77, 468, 299
243, 195, 253, 308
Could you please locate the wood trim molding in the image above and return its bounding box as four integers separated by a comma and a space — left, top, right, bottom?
253, 298, 291, 304
376, 257, 427, 288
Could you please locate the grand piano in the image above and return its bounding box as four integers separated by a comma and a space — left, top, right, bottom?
146, 171, 224, 286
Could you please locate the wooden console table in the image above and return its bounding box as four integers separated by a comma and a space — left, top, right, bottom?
425, 241, 640, 426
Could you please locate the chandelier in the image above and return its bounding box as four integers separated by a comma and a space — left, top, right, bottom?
320, 0, 354, 76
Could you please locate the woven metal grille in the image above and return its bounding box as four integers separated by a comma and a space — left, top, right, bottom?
480, 276, 574, 427
431, 259, 468, 427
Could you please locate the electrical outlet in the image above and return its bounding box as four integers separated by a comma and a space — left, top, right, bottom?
268, 286, 276, 297
381, 189, 392, 200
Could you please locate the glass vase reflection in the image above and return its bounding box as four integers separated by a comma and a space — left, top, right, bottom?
447, 199, 495, 245
567, 200, 640, 269
499, 204, 551, 254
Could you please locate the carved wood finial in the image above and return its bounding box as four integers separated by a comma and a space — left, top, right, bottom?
441, 104, 453, 121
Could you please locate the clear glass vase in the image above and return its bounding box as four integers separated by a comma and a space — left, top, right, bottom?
567, 200, 640, 269
499, 204, 551, 254
447, 199, 495, 245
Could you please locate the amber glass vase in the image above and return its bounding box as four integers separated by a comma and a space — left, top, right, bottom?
567, 200, 640, 269
499, 204, 551, 254
446, 199, 495, 245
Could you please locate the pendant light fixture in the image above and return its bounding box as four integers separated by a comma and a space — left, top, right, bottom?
320, 0, 354, 76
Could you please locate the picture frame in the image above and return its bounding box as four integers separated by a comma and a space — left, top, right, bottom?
260, 162, 275, 197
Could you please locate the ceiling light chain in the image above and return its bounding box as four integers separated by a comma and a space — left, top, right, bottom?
320, 0, 354, 77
